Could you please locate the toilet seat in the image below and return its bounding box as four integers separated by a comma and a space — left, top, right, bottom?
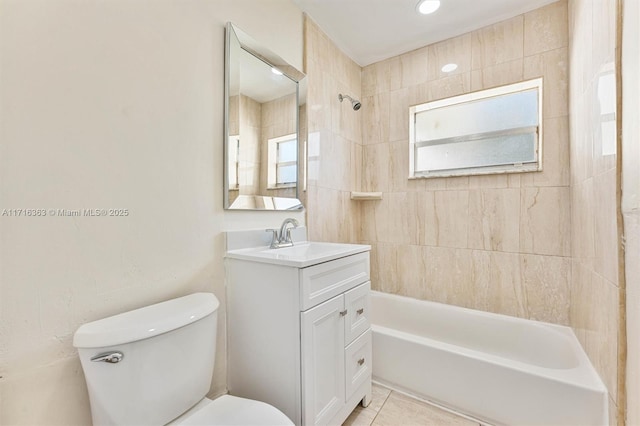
170, 395, 294, 426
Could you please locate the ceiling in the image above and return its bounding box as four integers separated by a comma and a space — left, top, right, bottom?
238, 49, 297, 104
293, 0, 558, 66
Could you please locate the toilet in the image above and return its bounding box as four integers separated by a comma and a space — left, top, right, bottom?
73, 293, 293, 426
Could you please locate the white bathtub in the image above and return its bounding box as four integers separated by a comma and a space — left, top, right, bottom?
371, 291, 608, 426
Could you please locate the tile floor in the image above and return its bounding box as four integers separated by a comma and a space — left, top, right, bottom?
343, 384, 484, 426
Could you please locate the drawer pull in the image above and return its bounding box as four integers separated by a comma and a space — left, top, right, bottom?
340, 310, 348, 316
356, 308, 364, 315
357, 358, 365, 366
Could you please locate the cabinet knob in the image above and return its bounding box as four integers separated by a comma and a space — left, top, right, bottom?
356, 308, 364, 315
339, 310, 348, 316
357, 358, 365, 366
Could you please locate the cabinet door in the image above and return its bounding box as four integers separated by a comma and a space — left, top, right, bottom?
301, 295, 346, 425
344, 281, 371, 345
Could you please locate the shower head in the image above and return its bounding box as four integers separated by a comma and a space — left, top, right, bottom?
338, 94, 361, 111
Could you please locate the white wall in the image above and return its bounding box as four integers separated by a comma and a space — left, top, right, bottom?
0, 1, 304, 424
623, 0, 640, 423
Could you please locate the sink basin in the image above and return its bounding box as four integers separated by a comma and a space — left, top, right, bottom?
226, 241, 370, 268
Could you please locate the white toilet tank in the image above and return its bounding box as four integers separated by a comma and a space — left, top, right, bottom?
73, 293, 219, 426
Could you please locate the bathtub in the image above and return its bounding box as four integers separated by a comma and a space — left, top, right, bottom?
371, 291, 608, 426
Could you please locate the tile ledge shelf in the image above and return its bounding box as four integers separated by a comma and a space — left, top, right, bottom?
350, 191, 383, 201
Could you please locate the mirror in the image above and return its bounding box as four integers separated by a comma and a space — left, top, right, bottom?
224, 22, 306, 210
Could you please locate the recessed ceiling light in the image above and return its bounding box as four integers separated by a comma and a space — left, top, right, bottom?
417, 0, 441, 15
441, 63, 458, 72
271, 67, 283, 76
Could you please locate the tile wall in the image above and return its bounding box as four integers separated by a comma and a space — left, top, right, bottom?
239, 95, 261, 197
358, 1, 572, 325
568, 0, 621, 422
304, 17, 362, 243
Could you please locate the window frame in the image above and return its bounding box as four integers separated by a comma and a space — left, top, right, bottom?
228, 135, 240, 190
409, 78, 544, 179
267, 133, 297, 189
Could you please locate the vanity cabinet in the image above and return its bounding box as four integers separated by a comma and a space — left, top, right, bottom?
301, 282, 371, 425
226, 250, 372, 426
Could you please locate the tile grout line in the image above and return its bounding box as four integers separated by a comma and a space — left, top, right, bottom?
368, 389, 393, 426
374, 387, 492, 426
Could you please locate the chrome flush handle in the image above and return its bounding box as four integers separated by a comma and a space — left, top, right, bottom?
91, 351, 124, 364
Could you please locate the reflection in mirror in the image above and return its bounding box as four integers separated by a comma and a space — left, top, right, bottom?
224, 23, 306, 210
596, 67, 616, 156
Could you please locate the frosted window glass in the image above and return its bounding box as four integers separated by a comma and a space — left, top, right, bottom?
415, 132, 536, 172
415, 89, 538, 143
597, 72, 616, 156
267, 133, 297, 188
278, 164, 297, 184
278, 139, 297, 162
410, 79, 542, 177
601, 121, 617, 156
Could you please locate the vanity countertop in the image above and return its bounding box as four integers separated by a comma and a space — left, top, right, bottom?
225, 241, 370, 268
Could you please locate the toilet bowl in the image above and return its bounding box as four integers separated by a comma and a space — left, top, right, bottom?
73, 293, 293, 426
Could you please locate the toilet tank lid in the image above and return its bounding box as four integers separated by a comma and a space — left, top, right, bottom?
73, 293, 219, 348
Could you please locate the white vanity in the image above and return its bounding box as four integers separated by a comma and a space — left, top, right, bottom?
225, 229, 372, 426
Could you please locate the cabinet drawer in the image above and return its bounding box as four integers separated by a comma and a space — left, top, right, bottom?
300, 252, 369, 311
345, 329, 372, 400
344, 282, 371, 345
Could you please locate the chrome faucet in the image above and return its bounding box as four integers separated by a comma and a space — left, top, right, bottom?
266, 218, 299, 249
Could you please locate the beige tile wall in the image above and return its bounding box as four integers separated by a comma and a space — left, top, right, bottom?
358, 1, 572, 325
239, 95, 261, 197
304, 16, 361, 243
568, 0, 621, 421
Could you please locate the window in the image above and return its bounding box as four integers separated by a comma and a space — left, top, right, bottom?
597, 69, 616, 156
228, 135, 240, 190
409, 78, 543, 178
267, 134, 297, 189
